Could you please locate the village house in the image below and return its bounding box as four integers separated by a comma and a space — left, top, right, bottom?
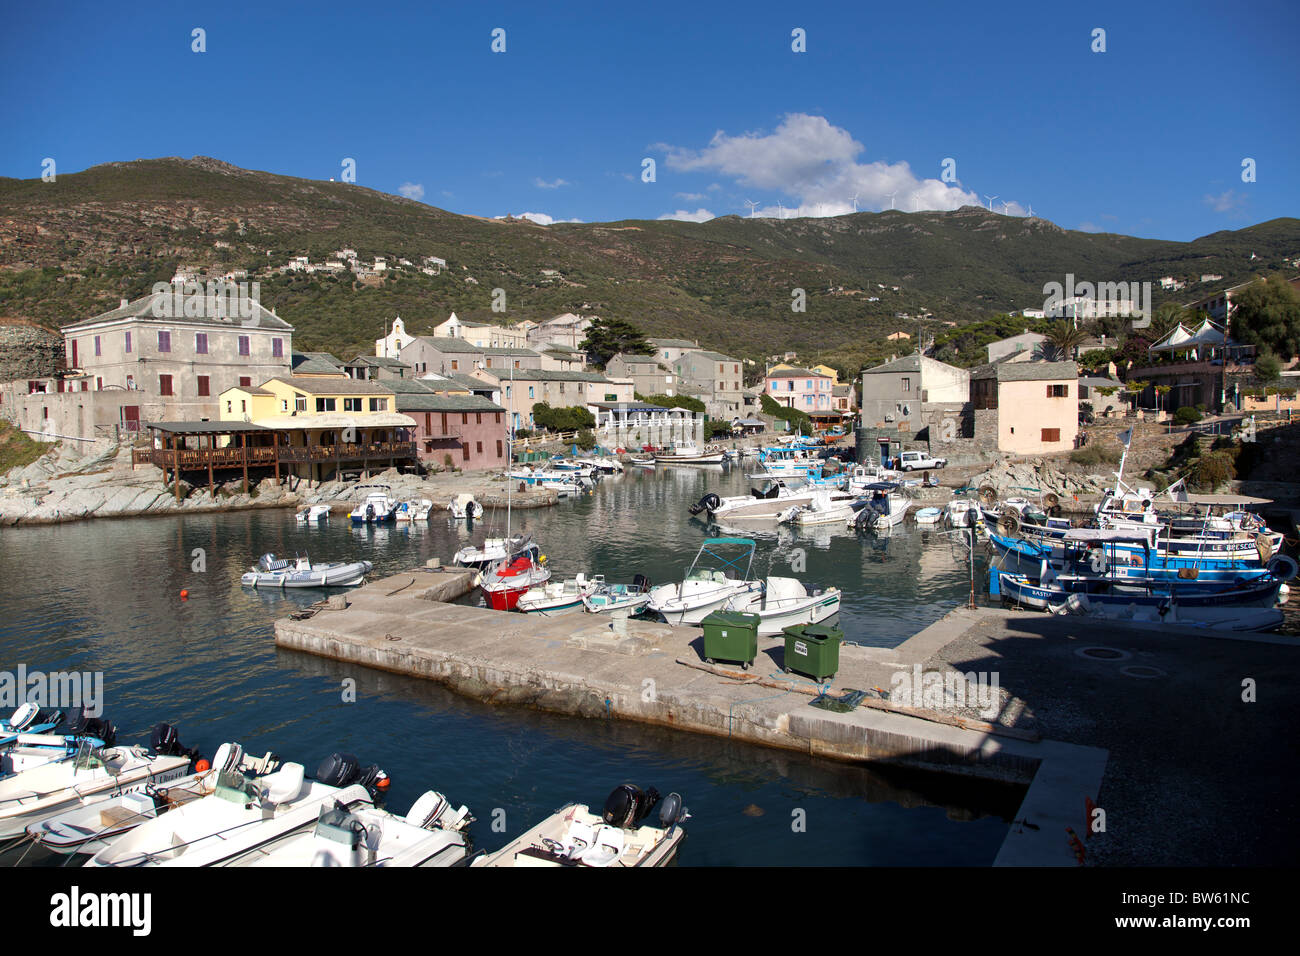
525, 313, 594, 352
605, 353, 679, 397
970, 359, 1079, 455
764, 366, 834, 414
649, 338, 702, 365
343, 355, 411, 381
539, 345, 588, 371
398, 336, 543, 378
1, 289, 295, 443
433, 313, 529, 349
383, 379, 508, 470
674, 350, 744, 418
472, 367, 632, 433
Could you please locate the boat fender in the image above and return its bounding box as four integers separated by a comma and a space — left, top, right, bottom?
1266, 554, 1298, 582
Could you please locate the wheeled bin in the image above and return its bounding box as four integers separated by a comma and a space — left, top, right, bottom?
782, 623, 842, 681
701, 610, 760, 669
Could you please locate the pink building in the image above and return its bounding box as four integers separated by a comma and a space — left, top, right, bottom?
764, 368, 833, 412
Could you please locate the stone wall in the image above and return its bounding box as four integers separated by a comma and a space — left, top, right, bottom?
0, 321, 62, 381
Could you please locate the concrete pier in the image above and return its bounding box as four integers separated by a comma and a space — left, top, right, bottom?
274, 571, 1115, 864
275, 568, 1298, 865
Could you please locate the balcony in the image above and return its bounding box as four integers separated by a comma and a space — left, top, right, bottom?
133, 441, 416, 469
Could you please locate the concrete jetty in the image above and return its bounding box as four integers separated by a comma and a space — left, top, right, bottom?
275, 568, 1299, 865
273, 570, 1126, 865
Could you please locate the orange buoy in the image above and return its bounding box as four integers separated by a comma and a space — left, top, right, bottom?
194, 758, 210, 773
376, 776, 390, 790
180, 589, 189, 600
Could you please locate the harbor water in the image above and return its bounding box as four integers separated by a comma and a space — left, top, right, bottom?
0, 462, 1018, 866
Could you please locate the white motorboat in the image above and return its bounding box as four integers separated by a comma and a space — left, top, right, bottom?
628, 455, 656, 467
349, 487, 397, 524
1, 709, 115, 780
25, 743, 278, 856
448, 494, 481, 520
473, 785, 689, 868
654, 440, 726, 465
583, 575, 653, 614
778, 489, 859, 527
0, 704, 64, 747
647, 537, 761, 625
578, 457, 624, 474
0, 732, 194, 838
295, 504, 331, 523
846, 462, 900, 494
693, 476, 856, 522
216, 790, 471, 868
86, 752, 390, 868
945, 497, 980, 528
722, 577, 841, 636
453, 533, 539, 572
848, 482, 911, 532
915, 507, 943, 525
241, 553, 373, 588
394, 499, 433, 522
516, 575, 598, 615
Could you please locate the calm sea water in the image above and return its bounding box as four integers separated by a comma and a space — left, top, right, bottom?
0, 463, 1017, 866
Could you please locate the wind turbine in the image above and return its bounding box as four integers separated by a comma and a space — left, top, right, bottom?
777, 201, 785, 220
984, 195, 998, 212
911, 194, 920, 212
1002, 201, 1013, 215
1027, 204, 1034, 217
886, 192, 898, 211
744, 199, 759, 218
851, 193, 860, 213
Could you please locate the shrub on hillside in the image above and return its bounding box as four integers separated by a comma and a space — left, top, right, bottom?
1069, 444, 1121, 467
1173, 406, 1203, 425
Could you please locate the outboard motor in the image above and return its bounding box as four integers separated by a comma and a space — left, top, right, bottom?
150, 722, 200, 762
66, 709, 115, 747
602, 784, 662, 829
366, 503, 375, 522
688, 493, 721, 516
632, 573, 651, 593
316, 752, 390, 800
658, 792, 689, 831
466, 500, 476, 520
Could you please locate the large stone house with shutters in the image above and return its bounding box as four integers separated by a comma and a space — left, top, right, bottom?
1, 289, 293, 442
672, 350, 744, 418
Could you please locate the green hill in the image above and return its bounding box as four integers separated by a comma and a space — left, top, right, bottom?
1, 156, 1296, 374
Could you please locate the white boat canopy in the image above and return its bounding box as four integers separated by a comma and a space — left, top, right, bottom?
1062, 528, 1157, 544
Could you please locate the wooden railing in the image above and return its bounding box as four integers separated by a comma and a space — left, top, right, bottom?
133, 441, 416, 469
275, 441, 417, 463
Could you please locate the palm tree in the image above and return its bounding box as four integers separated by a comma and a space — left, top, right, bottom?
1043, 322, 1090, 361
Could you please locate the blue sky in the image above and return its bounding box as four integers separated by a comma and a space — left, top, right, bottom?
2, 0, 1296, 240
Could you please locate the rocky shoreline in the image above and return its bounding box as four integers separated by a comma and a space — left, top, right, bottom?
0, 440, 559, 527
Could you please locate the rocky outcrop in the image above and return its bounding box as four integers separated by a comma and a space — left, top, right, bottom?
0, 320, 62, 381
0, 445, 555, 526
966, 457, 1115, 500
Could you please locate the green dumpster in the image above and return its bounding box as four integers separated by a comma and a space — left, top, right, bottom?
701, 610, 760, 669
782, 623, 842, 681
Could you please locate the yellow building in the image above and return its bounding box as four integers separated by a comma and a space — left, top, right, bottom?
217, 373, 416, 481
810, 364, 839, 383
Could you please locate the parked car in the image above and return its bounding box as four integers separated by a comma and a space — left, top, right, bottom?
898, 450, 946, 471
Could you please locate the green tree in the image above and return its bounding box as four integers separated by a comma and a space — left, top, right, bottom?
641, 393, 705, 413
1231, 275, 1300, 359
1255, 350, 1282, 387
579, 317, 655, 368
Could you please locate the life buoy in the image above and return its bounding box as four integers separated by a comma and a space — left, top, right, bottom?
1266, 554, 1298, 582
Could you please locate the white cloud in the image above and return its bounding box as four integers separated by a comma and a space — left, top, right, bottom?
659, 113, 1027, 217
658, 208, 715, 223
1077, 221, 1103, 233
675, 192, 706, 202
534, 177, 570, 189
1204, 189, 1247, 214
498, 211, 584, 225
397, 182, 425, 200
